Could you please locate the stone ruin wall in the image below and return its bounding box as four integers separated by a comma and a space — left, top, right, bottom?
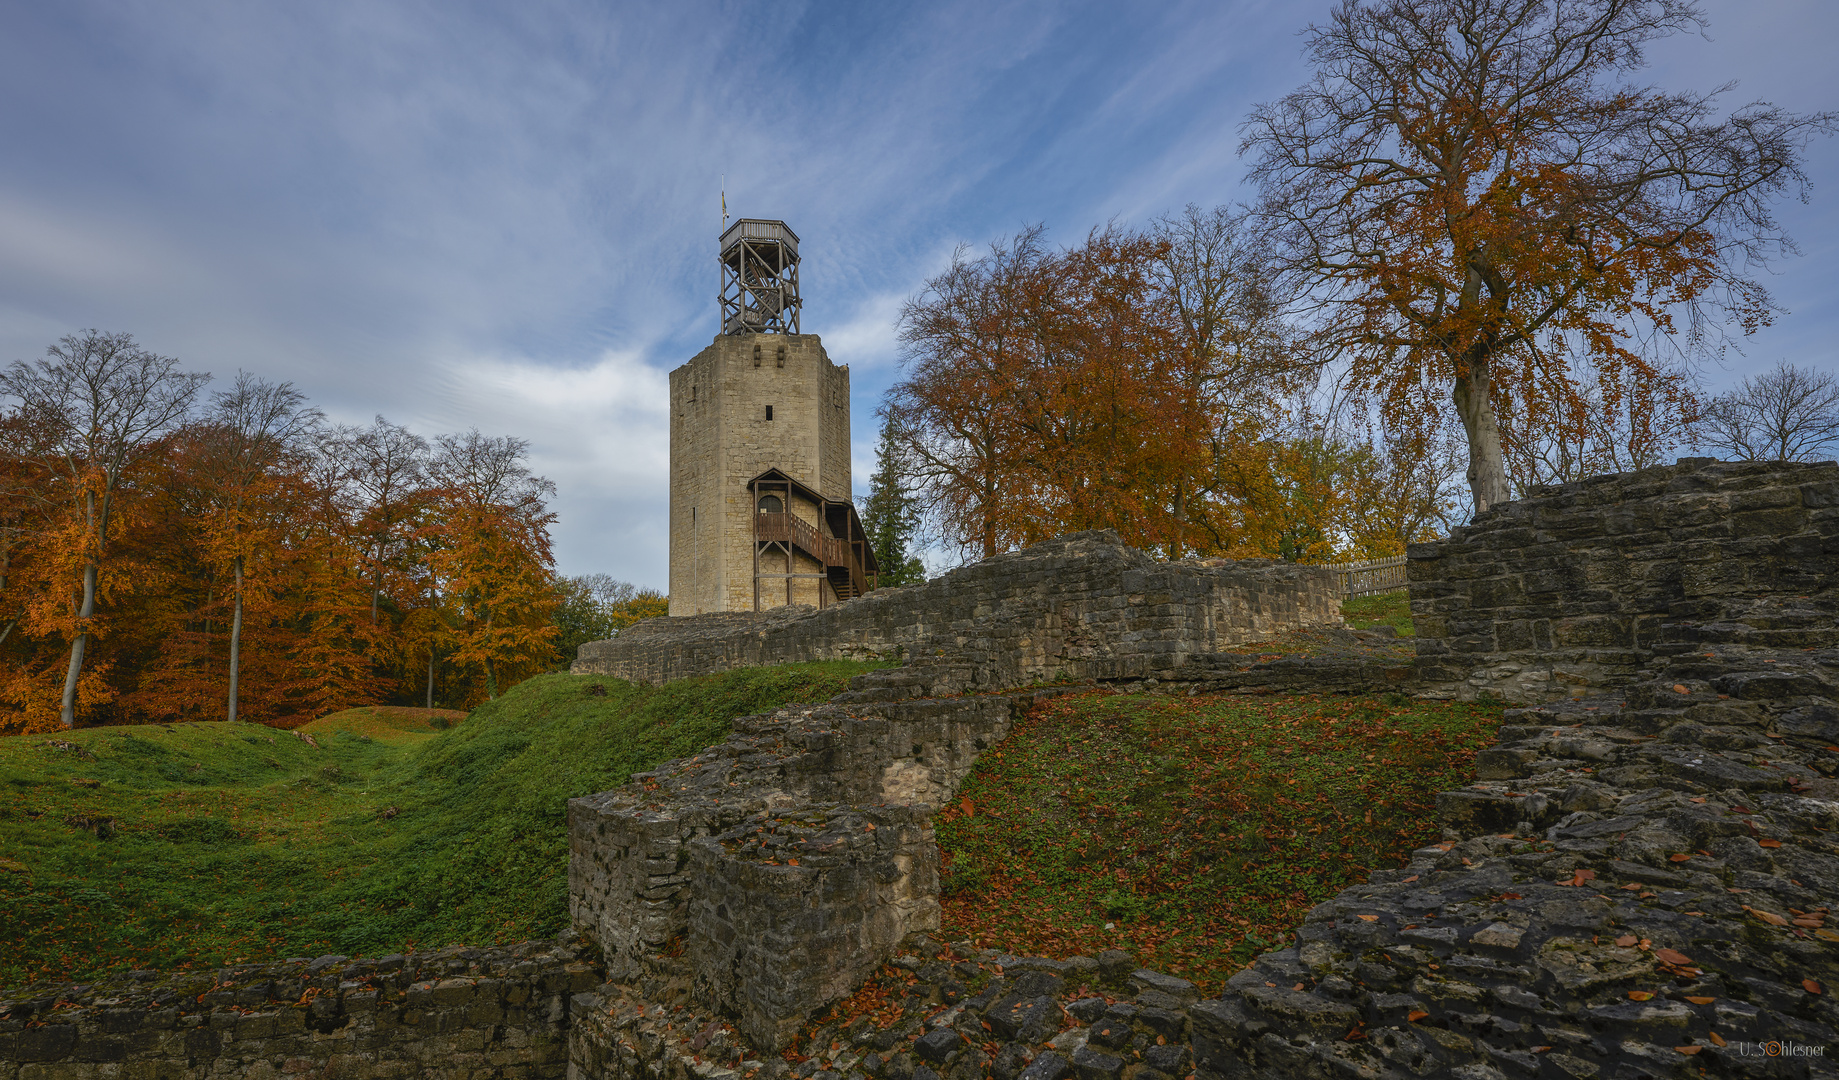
1195, 459, 1839, 1079
0, 940, 600, 1080
564, 461, 1839, 1080
574, 531, 1347, 690
566, 533, 1348, 1053
1409, 457, 1839, 700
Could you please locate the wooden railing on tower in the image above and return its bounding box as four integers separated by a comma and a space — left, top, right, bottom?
754, 512, 871, 600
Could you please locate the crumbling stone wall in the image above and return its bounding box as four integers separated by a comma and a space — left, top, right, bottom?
577, 531, 1345, 688
1190, 642, 1839, 1078
567, 532, 1346, 1055
0, 939, 600, 1079
1410, 458, 1839, 701
566, 690, 1061, 1053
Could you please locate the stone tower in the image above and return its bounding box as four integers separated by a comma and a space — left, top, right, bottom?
668, 220, 877, 615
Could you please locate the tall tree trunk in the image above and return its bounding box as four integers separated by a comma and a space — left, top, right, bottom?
1452, 352, 1509, 519
59, 560, 99, 728
228, 555, 244, 722
1170, 484, 1187, 560
483, 610, 498, 700
426, 646, 436, 710
371, 541, 383, 624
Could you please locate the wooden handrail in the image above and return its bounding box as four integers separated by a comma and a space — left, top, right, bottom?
755, 512, 868, 597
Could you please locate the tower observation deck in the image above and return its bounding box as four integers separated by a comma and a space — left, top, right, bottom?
719, 219, 801, 335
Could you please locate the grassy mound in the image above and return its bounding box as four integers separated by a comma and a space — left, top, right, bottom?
302, 706, 469, 743
0, 661, 882, 988
936, 688, 1498, 993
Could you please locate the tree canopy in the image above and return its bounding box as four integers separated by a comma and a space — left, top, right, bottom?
1241, 0, 1833, 516
0, 334, 577, 733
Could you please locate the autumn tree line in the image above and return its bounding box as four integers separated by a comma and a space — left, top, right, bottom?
0, 331, 660, 735
869, 0, 1835, 569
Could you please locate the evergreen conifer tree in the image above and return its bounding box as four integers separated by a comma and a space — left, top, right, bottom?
861, 416, 926, 587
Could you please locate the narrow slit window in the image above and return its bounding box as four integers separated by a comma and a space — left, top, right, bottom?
766, 405, 774, 420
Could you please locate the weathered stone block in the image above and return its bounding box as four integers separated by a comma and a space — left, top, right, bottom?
687, 805, 936, 1051
1412, 460, 1839, 700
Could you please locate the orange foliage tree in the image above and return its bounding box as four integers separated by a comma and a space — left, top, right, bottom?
0, 332, 576, 731
0, 331, 207, 728
191, 373, 326, 722
1241, 0, 1834, 517
424, 431, 558, 703
888, 220, 1302, 562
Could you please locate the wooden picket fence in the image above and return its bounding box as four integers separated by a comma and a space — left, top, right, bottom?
1323, 554, 1409, 598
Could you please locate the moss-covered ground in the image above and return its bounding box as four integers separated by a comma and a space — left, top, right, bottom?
0, 662, 881, 989
935, 687, 1499, 993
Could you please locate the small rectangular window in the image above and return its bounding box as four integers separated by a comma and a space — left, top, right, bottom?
766, 405, 774, 420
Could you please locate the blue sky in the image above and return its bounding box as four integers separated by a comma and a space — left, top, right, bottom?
1, 0, 1834, 586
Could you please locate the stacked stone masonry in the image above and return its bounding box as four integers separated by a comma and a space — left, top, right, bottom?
564, 464, 1839, 1080
1409, 458, 1839, 700
669, 334, 852, 615
567, 533, 1350, 1055
580, 530, 1348, 688
0, 940, 601, 1079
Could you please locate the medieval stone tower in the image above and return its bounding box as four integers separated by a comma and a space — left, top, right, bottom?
668, 219, 877, 615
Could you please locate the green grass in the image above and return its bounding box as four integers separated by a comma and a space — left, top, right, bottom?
1341, 590, 1412, 635
0, 661, 883, 989
935, 689, 1499, 993
301, 706, 469, 744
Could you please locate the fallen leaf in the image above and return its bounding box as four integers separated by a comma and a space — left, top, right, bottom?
1668, 853, 1692, 863
1673, 684, 1689, 694
1620, 883, 1642, 891
1406, 1011, 1428, 1022
786, 859, 799, 867
1805, 979, 1823, 995
1293, 983, 1304, 992
1758, 839, 1782, 849
1402, 875, 1418, 883
1690, 797, 1707, 804
1744, 906, 1789, 927
1356, 915, 1378, 922
1685, 997, 1715, 1005
1814, 929, 1839, 942
1654, 948, 1692, 966
1627, 991, 1655, 1001
1707, 1032, 1726, 1047
1615, 935, 1638, 947
1531, 1046, 1551, 1053
1675, 1045, 1702, 1055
